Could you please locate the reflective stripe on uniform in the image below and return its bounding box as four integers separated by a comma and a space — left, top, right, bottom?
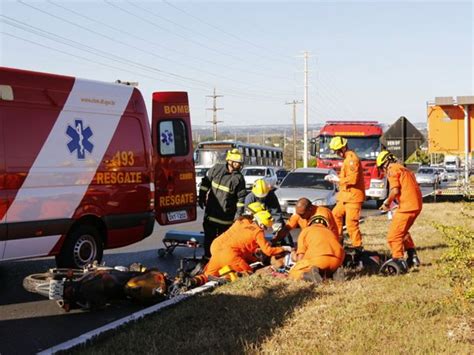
236, 202, 245, 207
212, 181, 230, 193
199, 185, 209, 192
207, 216, 233, 225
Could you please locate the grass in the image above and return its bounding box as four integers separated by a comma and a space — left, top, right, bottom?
71, 202, 473, 354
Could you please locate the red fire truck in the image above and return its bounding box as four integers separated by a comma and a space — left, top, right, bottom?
0, 67, 196, 268
310, 121, 387, 206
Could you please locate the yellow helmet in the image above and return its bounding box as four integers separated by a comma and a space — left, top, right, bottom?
329, 136, 348, 151
376, 150, 394, 167
308, 215, 329, 227
252, 179, 270, 198
254, 210, 274, 229
226, 148, 243, 163
245, 201, 265, 215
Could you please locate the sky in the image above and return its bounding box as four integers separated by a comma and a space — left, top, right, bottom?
0, 0, 473, 127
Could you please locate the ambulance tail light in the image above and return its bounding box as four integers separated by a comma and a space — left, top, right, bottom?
149, 182, 155, 210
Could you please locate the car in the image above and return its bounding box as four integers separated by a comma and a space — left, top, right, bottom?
445, 167, 460, 182
274, 167, 337, 216
194, 167, 210, 193
275, 168, 289, 185
415, 167, 440, 186
433, 167, 448, 182
241, 166, 278, 189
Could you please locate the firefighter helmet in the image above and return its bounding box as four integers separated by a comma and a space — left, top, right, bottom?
329, 136, 348, 151
308, 215, 329, 227
226, 148, 243, 163
252, 179, 270, 198
254, 210, 274, 229
245, 201, 265, 215
376, 150, 395, 168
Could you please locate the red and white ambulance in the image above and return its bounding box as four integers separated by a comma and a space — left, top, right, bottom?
0, 67, 196, 268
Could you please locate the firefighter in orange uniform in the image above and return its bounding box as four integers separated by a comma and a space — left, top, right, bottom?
376, 151, 421, 271
326, 136, 365, 249
274, 197, 338, 242
203, 210, 287, 277
288, 215, 345, 281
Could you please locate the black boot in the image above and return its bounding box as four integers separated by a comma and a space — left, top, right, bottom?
406, 249, 420, 268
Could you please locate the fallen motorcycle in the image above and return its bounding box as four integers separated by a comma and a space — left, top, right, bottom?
23, 263, 170, 312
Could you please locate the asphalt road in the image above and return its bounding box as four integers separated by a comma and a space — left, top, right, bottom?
0, 197, 427, 354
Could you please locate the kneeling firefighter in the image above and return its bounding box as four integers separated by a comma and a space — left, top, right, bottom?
245, 179, 284, 226
288, 215, 345, 282
189, 209, 289, 287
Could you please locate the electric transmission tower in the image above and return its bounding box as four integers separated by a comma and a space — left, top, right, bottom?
206, 88, 223, 141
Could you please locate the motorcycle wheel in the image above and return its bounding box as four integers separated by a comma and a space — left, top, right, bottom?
23, 269, 84, 296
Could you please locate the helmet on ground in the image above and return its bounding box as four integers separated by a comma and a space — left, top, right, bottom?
308, 214, 329, 227
226, 148, 243, 163
245, 201, 265, 215
329, 136, 348, 151
252, 179, 270, 198
253, 210, 274, 229
376, 150, 394, 168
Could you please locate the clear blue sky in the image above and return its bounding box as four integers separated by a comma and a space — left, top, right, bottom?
1, 0, 472, 126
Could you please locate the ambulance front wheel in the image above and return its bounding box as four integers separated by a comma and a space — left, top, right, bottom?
56, 225, 104, 269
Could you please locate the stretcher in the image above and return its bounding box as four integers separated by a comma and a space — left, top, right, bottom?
158, 230, 279, 258
158, 230, 204, 257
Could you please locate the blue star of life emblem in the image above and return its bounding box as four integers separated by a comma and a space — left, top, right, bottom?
66, 119, 94, 159
161, 129, 173, 146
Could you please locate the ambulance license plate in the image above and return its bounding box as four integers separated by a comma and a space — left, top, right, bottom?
287, 206, 295, 214
167, 210, 188, 222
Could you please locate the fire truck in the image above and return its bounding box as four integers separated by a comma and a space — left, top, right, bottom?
0, 67, 196, 268
310, 121, 387, 206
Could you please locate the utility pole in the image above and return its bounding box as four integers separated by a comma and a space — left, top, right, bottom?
286, 100, 303, 169
206, 88, 223, 141
303, 51, 310, 167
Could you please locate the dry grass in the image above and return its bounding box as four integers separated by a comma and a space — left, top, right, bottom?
71, 202, 473, 355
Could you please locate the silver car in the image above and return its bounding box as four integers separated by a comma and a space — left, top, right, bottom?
415, 167, 440, 186
275, 168, 337, 216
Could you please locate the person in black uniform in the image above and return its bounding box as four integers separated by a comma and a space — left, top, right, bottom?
198, 149, 246, 257
244, 179, 284, 226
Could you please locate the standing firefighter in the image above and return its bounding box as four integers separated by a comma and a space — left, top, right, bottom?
199, 148, 247, 257
326, 136, 365, 249
376, 151, 421, 273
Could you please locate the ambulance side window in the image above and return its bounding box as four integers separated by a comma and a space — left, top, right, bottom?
158, 119, 188, 156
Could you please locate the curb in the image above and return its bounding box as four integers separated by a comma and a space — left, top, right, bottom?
37, 281, 219, 355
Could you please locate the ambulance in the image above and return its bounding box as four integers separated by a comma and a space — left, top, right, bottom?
0, 67, 196, 268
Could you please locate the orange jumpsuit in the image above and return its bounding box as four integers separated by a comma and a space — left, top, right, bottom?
286, 205, 338, 237
288, 224, 345, 280
332, 150, 365, 247
203, 218, 284, 276
386, 163, 422, 259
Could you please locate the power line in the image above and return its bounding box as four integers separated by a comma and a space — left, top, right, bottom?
4, 10, 291, 102
163, 0, 295, 66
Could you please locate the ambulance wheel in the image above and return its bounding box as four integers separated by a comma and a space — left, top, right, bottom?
157, 248, 167, 258
56, 225, 103, 269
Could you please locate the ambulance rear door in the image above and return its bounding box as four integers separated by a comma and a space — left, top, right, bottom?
0, 104, 5, 258
152, 92, 196, 225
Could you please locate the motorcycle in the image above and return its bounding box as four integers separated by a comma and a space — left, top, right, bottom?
23, 262, 170, 312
